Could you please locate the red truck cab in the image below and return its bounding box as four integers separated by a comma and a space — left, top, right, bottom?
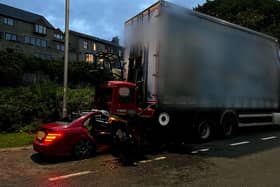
94, 81, 139, 116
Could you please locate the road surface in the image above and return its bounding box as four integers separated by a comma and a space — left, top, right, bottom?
1, 126, 280, 187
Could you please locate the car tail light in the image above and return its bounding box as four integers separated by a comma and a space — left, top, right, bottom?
43, 132, 63, 145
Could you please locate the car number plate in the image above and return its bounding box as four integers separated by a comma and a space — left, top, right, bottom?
37, 131, 45, 140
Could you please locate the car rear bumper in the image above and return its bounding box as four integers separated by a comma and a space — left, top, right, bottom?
33, 139, 71, 156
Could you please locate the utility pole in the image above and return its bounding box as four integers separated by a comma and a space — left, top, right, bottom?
62, 0, 70, 118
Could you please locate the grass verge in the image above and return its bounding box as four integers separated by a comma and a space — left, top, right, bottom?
0, 132, 34, 148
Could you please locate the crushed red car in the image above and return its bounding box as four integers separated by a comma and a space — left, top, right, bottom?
33, 111, 112, 159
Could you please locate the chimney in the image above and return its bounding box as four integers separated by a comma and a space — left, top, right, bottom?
111, 36, 119, 45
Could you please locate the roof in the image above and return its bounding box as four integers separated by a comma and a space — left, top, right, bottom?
0, 3, 54, 29
125, 0, 278, 43
107, 81, 136, 88
70, 30, 123, 48
125, 1, 160, 24
54, 28, 63, 34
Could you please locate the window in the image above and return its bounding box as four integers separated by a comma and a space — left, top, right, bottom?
30, 37, 35, 45
83, 40, 88, 49
4, 17, 14, 26
35, 24, 47, 34
83, 117, 90, 127
25, 36, 47, 48
36, 38, 41, 46
93, 42, 96, 51
54, 33, 64, 40
94, 88, 112, 110
118, 87, 135, 104
41, 40, 47, 48
5, 33, 16, 41
85, 53, 94, 63
56, 44, 64, 51
24, 36, 30, 43
119, 50, 122, 57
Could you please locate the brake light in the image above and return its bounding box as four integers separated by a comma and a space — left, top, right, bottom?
43, 132, 63, 145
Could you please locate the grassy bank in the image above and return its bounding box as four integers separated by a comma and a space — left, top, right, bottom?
0, 132, 34, 148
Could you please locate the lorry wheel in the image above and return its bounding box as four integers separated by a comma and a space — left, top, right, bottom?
220, 112, 238, 138
197, 120, 212, 142
158, 112, 170, 127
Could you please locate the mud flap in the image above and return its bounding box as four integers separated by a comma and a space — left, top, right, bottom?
272, 113, 280, 125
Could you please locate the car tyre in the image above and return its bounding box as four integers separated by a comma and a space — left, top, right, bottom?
73, 139, 95, 160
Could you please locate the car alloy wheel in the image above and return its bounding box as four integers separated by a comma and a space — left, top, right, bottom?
74, 139, 95, 160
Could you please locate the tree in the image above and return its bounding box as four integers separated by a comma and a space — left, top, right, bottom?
194, 0, 280, 40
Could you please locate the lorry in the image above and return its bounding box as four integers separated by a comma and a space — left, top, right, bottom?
94, 0, 280, 144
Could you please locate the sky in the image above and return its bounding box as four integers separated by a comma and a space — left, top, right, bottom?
0, 0, 205, 43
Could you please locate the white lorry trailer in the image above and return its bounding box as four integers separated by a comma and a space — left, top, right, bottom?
122, 1, 280, 141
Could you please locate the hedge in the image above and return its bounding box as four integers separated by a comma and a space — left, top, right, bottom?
0, 50, 116, 132
0, 83, 95, 132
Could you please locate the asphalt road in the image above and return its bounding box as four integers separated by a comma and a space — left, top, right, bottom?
1, 125, 280, 187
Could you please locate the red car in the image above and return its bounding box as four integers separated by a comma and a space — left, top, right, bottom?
33, 111, 112, 159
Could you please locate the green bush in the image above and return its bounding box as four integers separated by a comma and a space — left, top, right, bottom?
0, 51, 113, 133
0, 83, 95, 132
56, 85, 95, 115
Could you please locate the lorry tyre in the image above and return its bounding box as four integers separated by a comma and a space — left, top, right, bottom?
220, 112, 238, 138
196, 120, 212, 142
152, 111, 172, 145
158, 112, 170, 127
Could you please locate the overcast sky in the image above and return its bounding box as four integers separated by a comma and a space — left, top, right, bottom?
0, 0, 205, 43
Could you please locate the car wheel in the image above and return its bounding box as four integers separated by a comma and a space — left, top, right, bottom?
73, 139, 95, 160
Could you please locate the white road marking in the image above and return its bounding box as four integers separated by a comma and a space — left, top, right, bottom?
138, 159, 153, 164
191, 148, 210, 154
48, 171, 93, 181
199, 148, 210, 152
153, 156, 167, 161
191, 151, 199, 154
261, 136, 277, 140
138, 156, 167, 164
230, 141, 250, 146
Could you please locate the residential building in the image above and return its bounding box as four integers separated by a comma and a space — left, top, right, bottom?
0, 3, 124, 64
0, 3, 64, 60
69, 30, 123, 67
